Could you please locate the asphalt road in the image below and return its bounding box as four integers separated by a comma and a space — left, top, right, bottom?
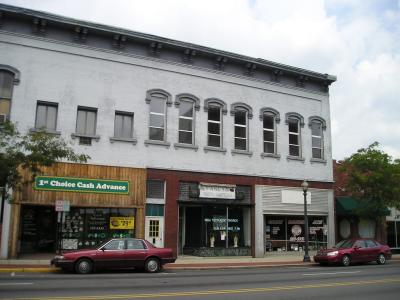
0, 261, 399, 300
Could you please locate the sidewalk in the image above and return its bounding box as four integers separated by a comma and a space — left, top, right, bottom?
1, 252, 399, 273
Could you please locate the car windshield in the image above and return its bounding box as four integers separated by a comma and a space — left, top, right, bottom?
335, 239, 354, 249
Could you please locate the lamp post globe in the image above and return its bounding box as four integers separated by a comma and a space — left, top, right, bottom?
302, 180, 311, 262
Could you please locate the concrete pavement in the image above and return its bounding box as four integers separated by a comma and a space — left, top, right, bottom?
1, 252, 399, 273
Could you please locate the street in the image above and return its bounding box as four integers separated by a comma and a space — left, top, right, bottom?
0, 262, 399, 300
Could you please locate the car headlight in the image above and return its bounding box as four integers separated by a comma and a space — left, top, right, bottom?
54, 255, 65, 260
327, 251, 338, 257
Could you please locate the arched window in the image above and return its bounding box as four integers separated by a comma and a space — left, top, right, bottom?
260, 107, 280, 156
175, 93, 200, 146
309, 116, 326, 160
231, 103, 253, 152
285, 112, 304, 158
0, 65, 20, 122
145, 89, 172, 144
204, 98, 227, 149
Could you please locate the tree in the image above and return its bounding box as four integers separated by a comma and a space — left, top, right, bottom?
0, 121, 89, 200
338, 142, 400, 240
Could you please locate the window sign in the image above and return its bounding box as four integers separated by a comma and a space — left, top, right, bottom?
199, 183, 236, 199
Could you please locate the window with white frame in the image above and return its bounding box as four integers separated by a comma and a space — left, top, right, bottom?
114, 111, 133, 139
207, 105, 222, 147
178, 100, 194, 144
263, 113, 276, 154
288, 117, 301, 157
75, 106, 97, 145
35, 101, 58, 131
310, 117, 325, 159
149, 93, 167, 141
234, 109, 248, 150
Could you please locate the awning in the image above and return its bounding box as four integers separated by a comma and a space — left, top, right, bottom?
336, 196, 390, 216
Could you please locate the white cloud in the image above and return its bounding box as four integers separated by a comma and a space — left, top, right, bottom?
1, 0, 399, 159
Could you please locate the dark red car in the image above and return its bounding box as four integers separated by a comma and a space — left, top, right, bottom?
314, 238, 392, 266
51, 238, 176, 274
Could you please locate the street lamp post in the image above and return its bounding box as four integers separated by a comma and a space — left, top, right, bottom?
301, 180, 311, 262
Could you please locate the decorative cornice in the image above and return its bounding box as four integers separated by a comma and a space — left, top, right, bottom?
0, 12, 3, 28
259, 107, 280, 123
204, 98, 228, 115
285, 112, 305, 127
308, 116, 327, 130
272, 69, 283, 82
0, 65, 20, 85
182, 49, 196, 64
296, 75, 309, 88
32, 17, 47, 36
230, 102, 253, 119
149, 41, 162, 56
174, 93, 200, 111
214, 56, 228, 71
73, 26, 88, 43
244, 62, 256, 77
112, 34, 127, 49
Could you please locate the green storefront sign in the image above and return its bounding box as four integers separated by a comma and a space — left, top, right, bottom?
34, 176, 130, 195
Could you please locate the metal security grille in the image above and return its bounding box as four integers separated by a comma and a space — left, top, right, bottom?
149, 220, 159, 238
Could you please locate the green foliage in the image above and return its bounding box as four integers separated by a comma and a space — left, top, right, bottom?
339, 142, 400, 219
0, 121, 89, 199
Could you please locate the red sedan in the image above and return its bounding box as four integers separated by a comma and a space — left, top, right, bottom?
314, 239, 392, 266
51, 238, 176, 274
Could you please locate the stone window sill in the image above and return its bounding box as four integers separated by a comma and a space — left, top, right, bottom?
144, 139, 171, 148
231, 149, 253, 156
29, 128, 61, 136
174, 143, 199, 151
71, 133, 100, 141
110, 137, 137, 145
286, 155, 305, 162
204, 146, 227, 154
310, 158, 327, 164
261, 152, 281, 159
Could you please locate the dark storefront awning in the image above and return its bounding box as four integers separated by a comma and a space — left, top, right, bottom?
336, 196, 390, 216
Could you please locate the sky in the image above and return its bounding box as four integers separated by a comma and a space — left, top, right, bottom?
1, 0, 399, 160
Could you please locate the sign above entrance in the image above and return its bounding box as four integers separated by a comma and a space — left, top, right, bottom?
34, 176, 130, 195
199, 183, 236, 199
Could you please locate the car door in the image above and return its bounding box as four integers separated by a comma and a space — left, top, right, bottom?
95, 239, 126, 269
365, 240, 380, 261
124, 239, 148, 268
352, 240, 368, 262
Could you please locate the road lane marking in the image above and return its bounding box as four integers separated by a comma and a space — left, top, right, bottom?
0, 282, 33, 286
12, 277, 400, 300
303, 271, 361, 276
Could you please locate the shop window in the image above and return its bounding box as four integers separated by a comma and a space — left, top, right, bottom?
358, 219, 375, 238
35, 101, 58, 132
146, 180, 164, 199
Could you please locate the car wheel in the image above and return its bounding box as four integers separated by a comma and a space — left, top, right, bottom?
144, 258, 160, 273
377, 253, 386, 265
341, 255, 351, 267
75, 258, 93, 274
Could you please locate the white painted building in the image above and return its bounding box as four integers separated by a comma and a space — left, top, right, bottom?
0, 4, 336, 258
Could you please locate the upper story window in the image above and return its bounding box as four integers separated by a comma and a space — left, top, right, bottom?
286, 112, 304, 158
309, 116, 326, 160
145, 89, 172, 146
74, 106, 98, 145
114, 111, 134, 139
260, 107, 280, 156
204, 98, 227, 151
146, 180, 165, 199
35, 101, 58, 131
178, 100, 194, 144
0, 66, 20, 123
231, 102, 253, 153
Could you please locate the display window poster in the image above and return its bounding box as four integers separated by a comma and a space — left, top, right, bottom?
266, 218, 285, 240
110, 217, 135, 229
287, 219, 305, 242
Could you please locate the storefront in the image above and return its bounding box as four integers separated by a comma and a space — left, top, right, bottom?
9, 162, 146, 257
265, 215, 327, 252
387, 208, 400, 252
178, 182, 252, 256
